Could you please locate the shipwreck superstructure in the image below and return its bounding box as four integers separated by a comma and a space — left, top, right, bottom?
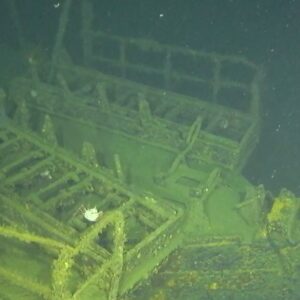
0, 1, 300, 299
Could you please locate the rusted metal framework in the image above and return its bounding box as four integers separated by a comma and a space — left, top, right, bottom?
1, 1, 299, 299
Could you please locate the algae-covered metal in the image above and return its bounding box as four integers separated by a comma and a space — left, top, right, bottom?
1, 1, 300, 299
0, 123, 183, 299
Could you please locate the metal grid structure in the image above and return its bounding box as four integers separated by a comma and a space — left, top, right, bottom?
1, 1, 300, 299
0, 123, 183, 299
